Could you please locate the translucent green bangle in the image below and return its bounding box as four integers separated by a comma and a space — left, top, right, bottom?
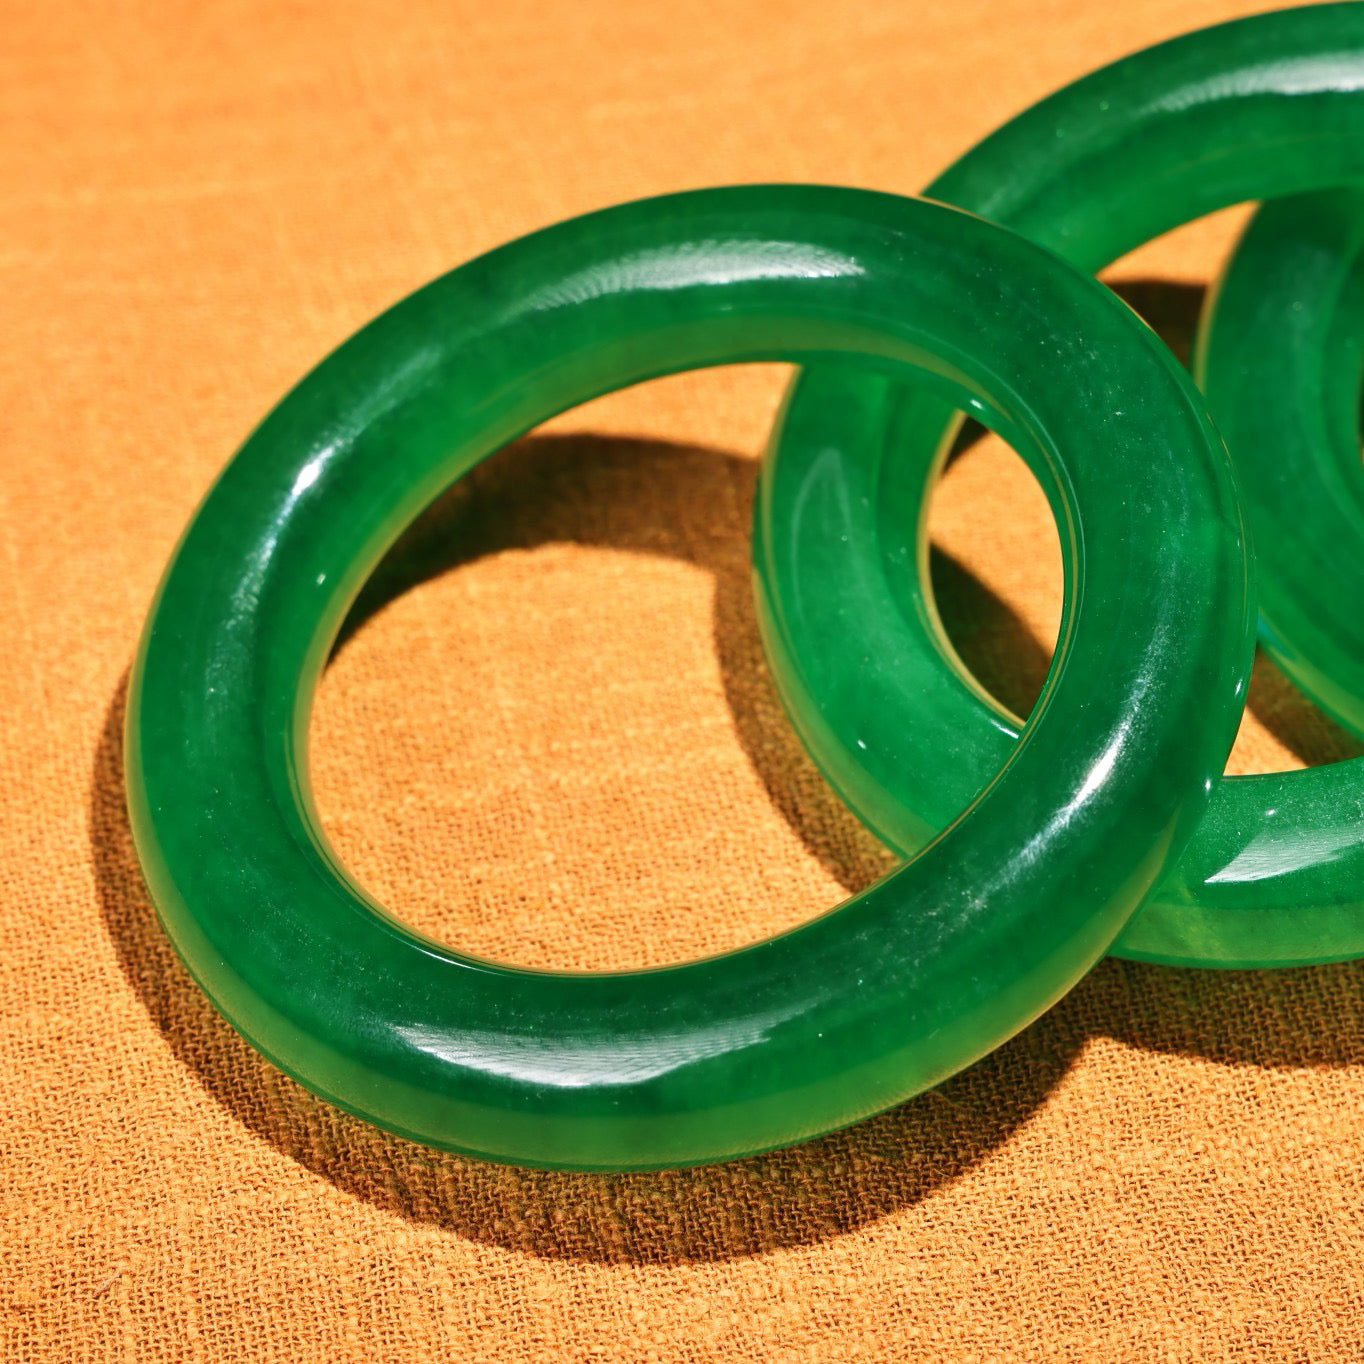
755, 4, 1364, 969
126, 186, 1249, 1170
1200, 185, 1364, 740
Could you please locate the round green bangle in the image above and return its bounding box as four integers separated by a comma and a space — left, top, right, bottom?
755, 3, 1364, 970
126, 186, 1249, 1170
1200, 185, 1364, 740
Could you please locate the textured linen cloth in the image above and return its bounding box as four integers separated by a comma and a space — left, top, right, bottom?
4, 0, 1364, 1358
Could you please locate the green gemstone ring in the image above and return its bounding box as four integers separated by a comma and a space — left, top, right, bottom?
126, 187, 1249, 1168
1200, 185, 1364, 741
756, 4, 1364, 969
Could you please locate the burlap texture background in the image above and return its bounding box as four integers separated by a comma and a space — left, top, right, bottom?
6, 0, 1364, 1357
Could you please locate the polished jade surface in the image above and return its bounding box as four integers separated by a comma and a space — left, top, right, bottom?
127, 187, 1250, 1170
1200, 186, 1364, 740
756, 3, 1364, 969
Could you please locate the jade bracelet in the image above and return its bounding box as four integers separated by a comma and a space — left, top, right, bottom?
1200, 185, 1364, 740
755, 3, 1364, 969
126, 187, 1249, 1169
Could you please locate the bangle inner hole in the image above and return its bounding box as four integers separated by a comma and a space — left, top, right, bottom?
309, 365, 897, 972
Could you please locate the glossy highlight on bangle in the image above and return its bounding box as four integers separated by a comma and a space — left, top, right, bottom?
126, 186, 1250, 1169
756, 3, 1364, 968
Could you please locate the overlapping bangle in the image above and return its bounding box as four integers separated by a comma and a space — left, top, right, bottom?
127, 188, 1248, 1168
756, 3, 1364, 969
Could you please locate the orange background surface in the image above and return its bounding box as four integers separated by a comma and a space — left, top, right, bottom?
5, 0, 1364, 1358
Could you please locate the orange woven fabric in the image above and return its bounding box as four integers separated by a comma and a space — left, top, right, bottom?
5, 0, 1364, 1357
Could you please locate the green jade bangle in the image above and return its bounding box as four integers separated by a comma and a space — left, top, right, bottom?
756, 4, 1364, 969
127, 187, 1249, 1170
1200, 186, 1364, 738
